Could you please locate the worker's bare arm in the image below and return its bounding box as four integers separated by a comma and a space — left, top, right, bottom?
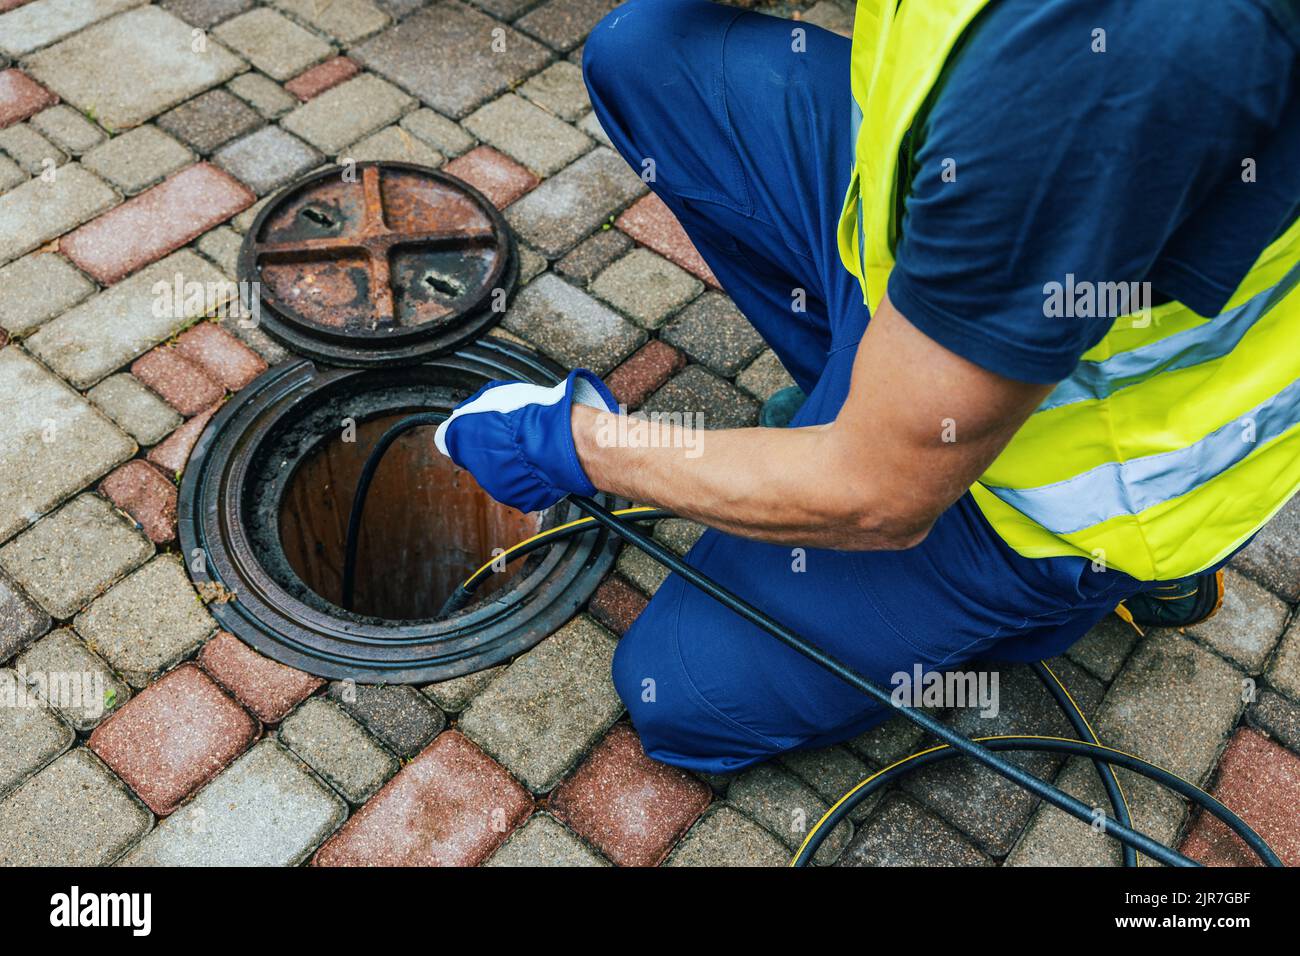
572, 293, 1052, 550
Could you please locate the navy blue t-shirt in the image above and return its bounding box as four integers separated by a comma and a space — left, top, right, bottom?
888, 0, 1300, 384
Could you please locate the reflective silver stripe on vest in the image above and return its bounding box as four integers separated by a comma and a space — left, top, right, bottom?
850, 99, 867, 280
985, 374, 1300, 534
1042, 257, 1300, 413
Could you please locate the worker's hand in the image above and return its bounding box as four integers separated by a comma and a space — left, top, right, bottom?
434, 369, 618, 512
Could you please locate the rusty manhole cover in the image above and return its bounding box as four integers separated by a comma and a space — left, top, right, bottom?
238, 161, 517, 367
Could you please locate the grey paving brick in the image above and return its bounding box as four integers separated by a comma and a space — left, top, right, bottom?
353, 1, 551, 119
506, 147, 646, 257
502, 272, 644, 374
86, 374, 184, 447
213, 7, 334, 82
0, 252, 95, 338
422, 664, 503, 712
157, 88, 264, 155
802, 0, 855, 36
459, 614, 621, 792
780, 744, 879, 824
468, 0, 540, 18
1248, 688, 1300, 755
517, 60, 590, 122
516, 0, 618, 53
1186, 569, 1289, 673
576, 107, 611, 147
161, 0, 256, 30
653, 517, 705, 555
0, 122, 67, 173
1268, 618, 1300, 701
0, 667, 72, 796
196, 225, 243, 277
642, 364, 761, 429
271, 0, 390, 43
517, 242, 547, 283
839, 795, 993, 867
0, 748, 151, 866
464, 93, 591, 176
845, 713, 932, 766
556, 228, 631, 285
15, 628, 131, 730
0, 493, 153, 619
1066, 614, 1139, 683
400, 108, 474, 157
81, 125, 193, 196
226, 71, 297, 120
0, 163, 116, 266
74, 555, 215, 688
343, 124, 442, 167
26, 251, 232, 390
0, 571, 50, 664
213, 124, 322, 194
0, 0, 145, 58
0, 153, 22, 191
1231, 495, 1300, 602
665, 804, 788, 867
735, 349, 796, 406
121, 740, 346, 866
727, 762, 851, 865
486, 811, 608, 866
279, 696, 398, 804
328, 682, 444, 757
0, 349, 135, 544
592, 248, 702, 329
617, 544, 668, 595
378, 0, 435, 16
661, 291, 765, 372
28, 104, 105, 155
281, 73, 414, 155
26, 7, 245, 131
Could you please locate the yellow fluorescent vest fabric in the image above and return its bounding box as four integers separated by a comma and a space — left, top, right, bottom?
838, 0, 1300, 581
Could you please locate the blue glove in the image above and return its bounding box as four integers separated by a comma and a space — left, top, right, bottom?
434, 368, 618, 512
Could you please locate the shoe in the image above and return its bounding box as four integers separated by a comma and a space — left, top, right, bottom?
1115, 569, 1225, 631
759, 385, 807, 428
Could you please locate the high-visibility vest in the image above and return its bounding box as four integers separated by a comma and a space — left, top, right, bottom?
837, 0, 1300, 581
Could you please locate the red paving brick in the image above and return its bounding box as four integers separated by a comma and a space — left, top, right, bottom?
199, 630, 323, 724
146, 404, 217, 475
313, 730, 532, 866
100, 460, 179, 544
61, 163, 253, 285
444, 146, 539, 209
550, 722, 712, 866
285, 56, 360, 101
0, 0, 35, 11
589, 574, 648, 636
0, 68, 56, 129
1180, 728, 1300, 867
617, 193, 718, 287
132, 345, 225, 417
174, 321, 267, 391
89, 663, 258, 816
605, 339, 686, 410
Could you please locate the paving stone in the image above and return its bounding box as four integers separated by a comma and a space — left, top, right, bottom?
98, 460, 179, 545
0, 348, 135, 544
284, 55, 360, 101
486, 811, 608, 866
272, 0, 390, 43
617, 191, 718, 286
422, 664, 503, 712
0, 121, 65, 172
1267, 617, 1300, 701
0, 251, 94, 337
0, 571, 49, 663
0, 162, 116, 266
400, 107, 474, 157
28, 103, 103, 154
121, 739, 346, 865
279, 696, 396, 804
81, 124, 193, 195
588, 574, 646, 636
1180, 728, 1300, 866
161, 0, 255, 30
1066, 613, 1139, 682
653, 517, 706, 555
74, 555, 215, 688
1185, 569, 1289, 673
0, 493, 152, 619
459, 614, 621, 792
329, 681, 445, 757
1248, 689, 1300, 755
1232, 496, 1300, 602
196, 224, 243, 275
226, 71, 297, 119
839, 795, 992, 867
467, 0, 537, 18
517, 60, 589, 122
502, 272, 644, 374
132, 345, 225, 417
156, 88, 263, 155
352, 1, 551, 119
343, 123, 443, 167
15, 627, 130, 730
557, 227, 631, 285
377, 0, 432, 16
0, 0, 144, 57
214, 124, 320, 197
0, 666, 72, 795
443, 144, 536, 208
846, 713, 931, 765
314, 729, 532, 866
199, 630, 322, 723
605, 339, 686, 410
464, 93, 590, 177
665, 804, 788, 867
550, 722, 711, 865
593, 247, 703, 329
27, 250, 232, 389
506, 147, 646, 258
735, 348, 796, 402
213, 7, 334, 82
86, 374, 184, 446
26, 7, 245, 131
727, 762, 851, 865
642, 364, 760, 429
576, 107, 611, 148
661, 292, 764, 375
781, 744, 880, 824
0, 151, 22, 189
0, 748, 151, 866
616, 544, 668, 595
802, 0, 855, 36
281, 72, 413, 155
62, 162, 253, 285
152, 405, 218, 473
176, 319, 267, 391
89, 663, 257, 814
517, 0, 618, 53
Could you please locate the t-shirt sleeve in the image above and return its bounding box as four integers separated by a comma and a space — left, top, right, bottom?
886, 0, 1298, 384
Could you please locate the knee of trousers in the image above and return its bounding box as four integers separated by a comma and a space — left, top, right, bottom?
583, 0, 718, 104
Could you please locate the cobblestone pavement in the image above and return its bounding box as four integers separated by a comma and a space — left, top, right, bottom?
1, 0, 1297, 868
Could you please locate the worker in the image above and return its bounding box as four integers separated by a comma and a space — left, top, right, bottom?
435, 0, 1300, 772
